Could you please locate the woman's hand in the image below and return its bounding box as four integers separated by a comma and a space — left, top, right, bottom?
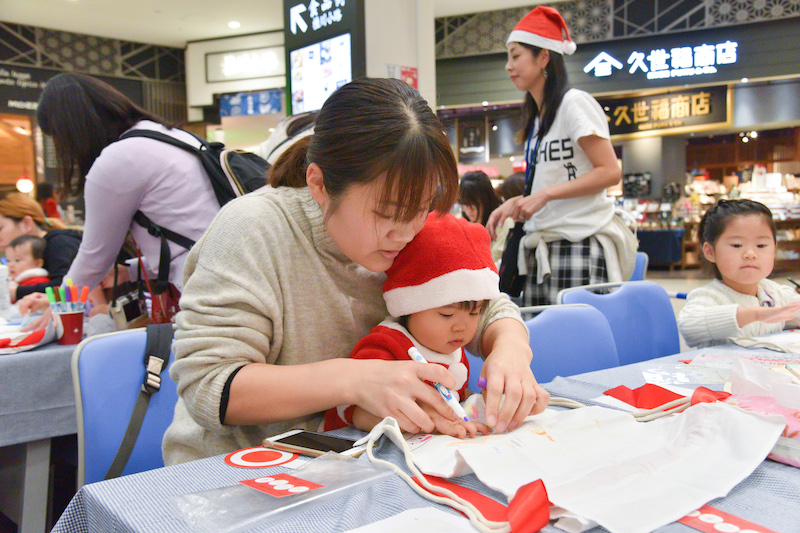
479, 318, 549, 432
510, 190, 551, 222
486, 196, 522, 240
352, 359, 462, 434
9, 282, 18, 303
18, 292, 53, 331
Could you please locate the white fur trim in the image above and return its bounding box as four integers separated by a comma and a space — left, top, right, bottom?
507, 30, 576, 55
384, 268, 500, 318
15, 267, 49, 283
448, 362, 468, 391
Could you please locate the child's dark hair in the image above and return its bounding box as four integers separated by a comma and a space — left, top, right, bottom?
398, 299, 490, 329
698, 199, 776, 278
9, 234, 47, 261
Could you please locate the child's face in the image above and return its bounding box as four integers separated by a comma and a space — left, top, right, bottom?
702, 214, 775, 295
406, 304, 482, 355
6, 243, 42, 278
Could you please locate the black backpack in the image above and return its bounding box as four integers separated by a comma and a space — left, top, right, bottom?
116, 128, 270, 293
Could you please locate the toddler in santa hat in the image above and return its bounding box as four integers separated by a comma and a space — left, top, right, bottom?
325, 211, 500, 438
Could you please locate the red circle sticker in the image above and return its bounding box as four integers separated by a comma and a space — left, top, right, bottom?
224, 447, 299, 468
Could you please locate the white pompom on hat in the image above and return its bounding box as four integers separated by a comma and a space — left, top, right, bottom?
383, 212, 500, 318
507, 6, 577, 55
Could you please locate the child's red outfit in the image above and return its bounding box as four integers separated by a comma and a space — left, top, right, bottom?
324, 212, 499, 431
14, 267, 50, 286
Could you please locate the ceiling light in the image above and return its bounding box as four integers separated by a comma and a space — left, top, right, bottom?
228, 21, 241, 29
16, 177, 34, 194
749, 131, 758, 138
742, 136, 749, 143
509, 156, 515, 162
741, 77, 749, 83
492, 125, 498, 131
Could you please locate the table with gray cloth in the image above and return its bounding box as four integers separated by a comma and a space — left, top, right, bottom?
52, 347, 800, 533
1, 341, 78, 533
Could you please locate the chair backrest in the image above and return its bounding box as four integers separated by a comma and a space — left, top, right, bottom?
557, 281, 680, 366
71, 327, 178, 486
630, 251, 649, 281
466, 305, 619, 389
523, 305, 620, 383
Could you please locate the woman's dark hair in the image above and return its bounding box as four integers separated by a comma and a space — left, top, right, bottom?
459, 171, 501, 226
36, 182, 54, 200
495, 172, 526, 201
269, 78, 458, 221
519, 45, 570, 142
698, 198, 776, 279
36, 72, 168, 196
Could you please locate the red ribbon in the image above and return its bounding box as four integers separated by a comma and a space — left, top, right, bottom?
604, 383, 685, 409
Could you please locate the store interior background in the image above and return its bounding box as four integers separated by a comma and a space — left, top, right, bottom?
1, 0, 799, 283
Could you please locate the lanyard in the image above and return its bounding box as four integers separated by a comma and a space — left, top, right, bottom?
523, 123, 541, 196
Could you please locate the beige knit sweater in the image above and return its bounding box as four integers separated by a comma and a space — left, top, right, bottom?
162, 186, 524, 465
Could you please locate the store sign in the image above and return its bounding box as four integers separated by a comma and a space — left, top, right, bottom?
219, 89, 283, 117
288, 0, 348, 35
206, 46, 284, 83
598, 86, 729, 137
584, 40, 739, 81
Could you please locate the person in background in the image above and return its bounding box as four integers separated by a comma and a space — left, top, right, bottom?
495, 171, 525, 202
486, 6, 634, 305
678, 199, 800, 347
163, 78, 548, 465
35, 73, 219, 301
6, 235, 50, 295
36, 182, 62, 220
458, 171, 508, 264
259, 111, 317, 167
325, 212, 497, 439
0, 192, 80, 302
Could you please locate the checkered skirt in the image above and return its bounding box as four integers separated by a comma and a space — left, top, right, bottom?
522, 236, 608, 306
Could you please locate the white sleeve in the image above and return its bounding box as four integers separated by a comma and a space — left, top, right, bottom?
677, 288, 741, 347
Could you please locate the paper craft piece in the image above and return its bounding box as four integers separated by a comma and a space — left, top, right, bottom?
224, 447, 303, 469
604, 383, 685, 408
239, 473, 324, 497
0, 320, 56, 354
403, 404, 784, 533
679, 505, 777, 533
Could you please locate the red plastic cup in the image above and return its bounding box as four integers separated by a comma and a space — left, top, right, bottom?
57, 311, 85, 345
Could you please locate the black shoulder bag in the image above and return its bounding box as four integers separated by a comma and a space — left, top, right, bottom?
497, 131, 541, 298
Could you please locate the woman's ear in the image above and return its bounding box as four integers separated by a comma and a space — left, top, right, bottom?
306, 163, 328, 209
537, 48, 551, 69
702, 242, 716, 263
20, 215, 37, 234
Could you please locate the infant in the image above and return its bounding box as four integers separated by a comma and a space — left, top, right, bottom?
6, 235, 50, 290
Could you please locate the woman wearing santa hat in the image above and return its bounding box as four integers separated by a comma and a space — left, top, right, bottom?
487, 6, 636, 306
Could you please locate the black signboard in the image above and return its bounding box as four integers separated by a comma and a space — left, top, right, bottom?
0, 63, 144, 116
282, 0, 366, 115
598, 85, 730, 138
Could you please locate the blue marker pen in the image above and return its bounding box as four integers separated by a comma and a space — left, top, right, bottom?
408, 347, 469, 422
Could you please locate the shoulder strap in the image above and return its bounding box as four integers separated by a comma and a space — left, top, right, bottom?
118, 128, 205, 154
132, 211, 195, 294
105, 323, 174, 480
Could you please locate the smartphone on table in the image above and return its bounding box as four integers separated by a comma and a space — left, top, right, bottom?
263, 429, 366, 457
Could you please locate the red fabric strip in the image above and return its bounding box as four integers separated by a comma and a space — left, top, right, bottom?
679, 504, 777, 533
604, 383, 685, 409
690, 386, 731, 405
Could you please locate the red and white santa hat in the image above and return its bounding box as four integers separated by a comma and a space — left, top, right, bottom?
507, 6, 577, 55
383, 212, 500, 318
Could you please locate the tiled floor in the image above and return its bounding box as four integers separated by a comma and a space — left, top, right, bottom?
647, 266, 800, 352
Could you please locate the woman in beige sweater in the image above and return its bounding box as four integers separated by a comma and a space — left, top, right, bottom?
163, 78, 550, 465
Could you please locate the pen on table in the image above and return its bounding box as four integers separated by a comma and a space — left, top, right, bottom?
408, 347, 469, 422
789, 278, 800, 290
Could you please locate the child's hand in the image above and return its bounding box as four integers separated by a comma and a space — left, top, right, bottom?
419, 401, 492, 438
738, 302, 800, 327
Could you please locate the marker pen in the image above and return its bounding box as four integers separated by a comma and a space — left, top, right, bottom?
408, 347, 469, 422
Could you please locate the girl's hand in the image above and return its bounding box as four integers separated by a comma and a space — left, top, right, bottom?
419, 401, 492, 439
741, 302, 800, 326
486, 197, 522, 240
481, 337, 549, 433
18, 293, 53, 331
352, 359, 461, 435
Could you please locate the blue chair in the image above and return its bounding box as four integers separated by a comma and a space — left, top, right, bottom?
629, 251, 649, 281
467, 304, 619, 388
557, 281, 680, 366
71, 327, 178, 486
